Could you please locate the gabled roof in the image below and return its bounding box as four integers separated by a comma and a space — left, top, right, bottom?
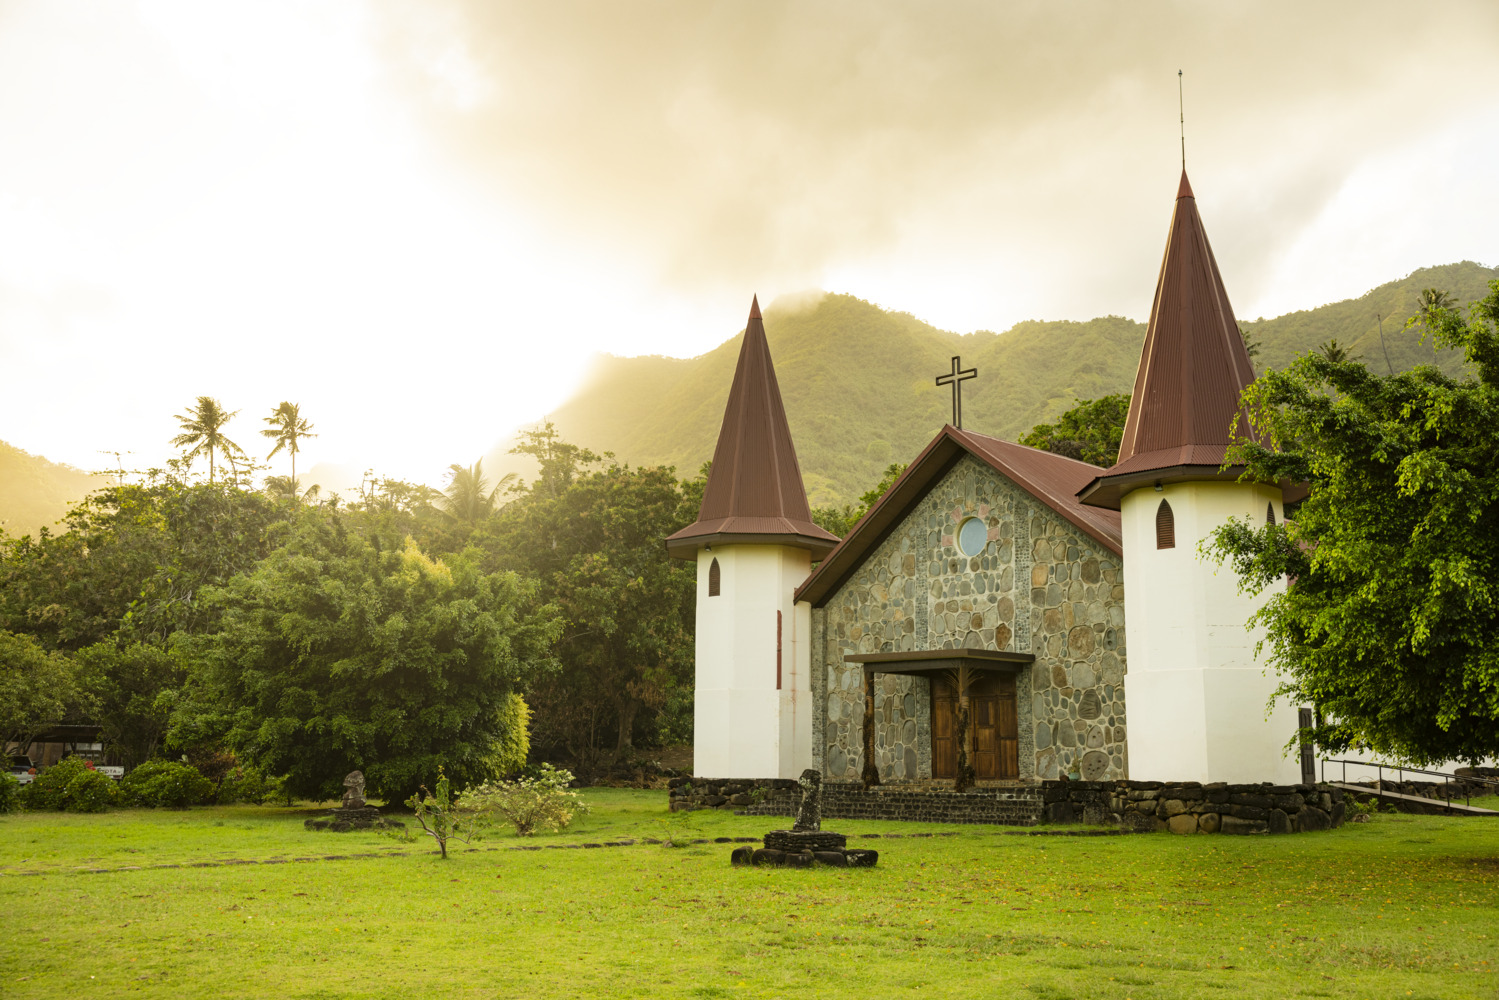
795, 425, 1121, 608
666, 296, 839, 560
1078, 170, 1267, 510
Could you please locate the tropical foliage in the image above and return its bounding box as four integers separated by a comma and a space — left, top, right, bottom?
1206, 280, 1499, 764
177, 519, 562, 801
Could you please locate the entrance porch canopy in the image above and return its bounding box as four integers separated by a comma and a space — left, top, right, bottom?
843, 648, 1034, 678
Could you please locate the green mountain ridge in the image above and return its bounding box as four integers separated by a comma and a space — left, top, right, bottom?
484, 261, 1496, 506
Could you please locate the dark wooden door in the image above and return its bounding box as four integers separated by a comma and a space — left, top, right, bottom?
932, 675, 957, 779
931, 673, 1019, 780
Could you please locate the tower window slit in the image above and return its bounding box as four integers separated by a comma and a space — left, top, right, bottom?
1266, 502, 1276, 526
708, 556, 720, 596
1156, 498, 1175, 549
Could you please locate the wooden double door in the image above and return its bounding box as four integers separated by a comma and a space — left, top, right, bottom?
932, 672, 1019, 780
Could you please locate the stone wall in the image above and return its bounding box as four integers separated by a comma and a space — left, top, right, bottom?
668, 777, 1044, 826
810, 455, 1128, 784
1044, 780, 1347, 834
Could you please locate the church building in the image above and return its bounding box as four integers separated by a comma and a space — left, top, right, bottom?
667, 171, 1307, 787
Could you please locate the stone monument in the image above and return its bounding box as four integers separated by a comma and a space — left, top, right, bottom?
732, 769, 877, 868
305, 770, 402, 833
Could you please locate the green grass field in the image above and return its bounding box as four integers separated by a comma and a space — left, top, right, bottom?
2, 791, 1495, 999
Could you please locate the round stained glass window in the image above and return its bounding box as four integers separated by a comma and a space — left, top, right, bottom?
957, 516, 988, 556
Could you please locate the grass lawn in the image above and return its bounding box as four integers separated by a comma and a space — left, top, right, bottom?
2, 790, 1495, 999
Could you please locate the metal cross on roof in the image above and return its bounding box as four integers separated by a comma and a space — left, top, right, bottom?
935, 356, 978, 429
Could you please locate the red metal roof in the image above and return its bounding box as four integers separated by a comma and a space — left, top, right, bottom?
1078, 170, 1266, 509
795, 425, 1121, 608
666, 296, 839, 559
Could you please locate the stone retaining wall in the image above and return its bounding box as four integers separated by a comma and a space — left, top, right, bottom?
669, 776, 1350, 834
1044, 780, 1347, 834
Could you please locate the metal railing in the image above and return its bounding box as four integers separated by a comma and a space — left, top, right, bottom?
1321, 758, 1499, 811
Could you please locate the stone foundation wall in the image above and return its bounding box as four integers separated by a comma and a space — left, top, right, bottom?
668, 777, 1045, 826
1044, 780, 1347, 834
669, 777, 1350, 834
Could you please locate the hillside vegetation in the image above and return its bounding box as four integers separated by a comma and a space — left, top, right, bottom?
0, 441, 107, 537
486, 261, 1498, 506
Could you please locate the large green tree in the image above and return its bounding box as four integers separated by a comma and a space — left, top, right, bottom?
1206, 280, 1499, 765
477, 426, 697, 768
0, 630, 84, 755
1020, 393, 1131, 466
179, 515, 562, 800
0, 477, 284, 650
74, 641, 185, 770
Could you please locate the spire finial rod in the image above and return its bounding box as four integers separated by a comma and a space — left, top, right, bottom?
1178, 69, 1185, 170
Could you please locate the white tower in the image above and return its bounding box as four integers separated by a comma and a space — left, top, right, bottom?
665, 297, 839, 779
1078, 171, 1304, 784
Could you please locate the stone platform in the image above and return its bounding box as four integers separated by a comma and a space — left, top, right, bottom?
304, 806, 403, 833
763, 830, 847, 852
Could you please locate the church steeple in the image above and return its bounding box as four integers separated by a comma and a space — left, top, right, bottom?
666, 295, 838, 559
1078, 170, 1265, 509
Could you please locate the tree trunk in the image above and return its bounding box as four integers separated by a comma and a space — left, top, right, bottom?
615, 698, 638, 754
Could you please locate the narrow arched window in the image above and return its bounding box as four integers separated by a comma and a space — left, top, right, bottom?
708, 557, 721, 596
1155, 499, 1175, 549
1266, 502, 1276, 526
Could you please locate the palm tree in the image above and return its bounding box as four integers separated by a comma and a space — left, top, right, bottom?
1317, 339, 1350, 364
438, 459, 517, 526
171, 396, 245, 483
1416, 288, 1455, 327
261, 401, 317, 495
265, 475, 321, 503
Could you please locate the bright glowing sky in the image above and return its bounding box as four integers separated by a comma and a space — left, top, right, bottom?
1, 1, 1495, 489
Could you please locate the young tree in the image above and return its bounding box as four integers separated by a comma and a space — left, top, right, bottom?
180, 516, 562, 801
1020, 394, 1131, 467
171, 397, 245, 483
1206, 280, 1499, 765
260, 401, 317, 493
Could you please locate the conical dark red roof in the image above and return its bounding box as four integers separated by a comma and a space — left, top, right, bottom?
665, 296, 839, 559
1078, 171, 1267, 509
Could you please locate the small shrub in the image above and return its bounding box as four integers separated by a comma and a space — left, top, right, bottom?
65, 768, 118, 812
119, 760, 214, 808
460, 763, 587, 836
21, 758, 95, 811
0, 773, 20, 814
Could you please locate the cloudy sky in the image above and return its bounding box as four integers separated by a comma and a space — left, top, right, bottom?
1, 0, 1495, 487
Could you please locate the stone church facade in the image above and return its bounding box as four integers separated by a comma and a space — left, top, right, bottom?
809, 453, 1129, 785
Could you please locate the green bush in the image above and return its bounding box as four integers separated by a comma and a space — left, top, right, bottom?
119, 760, 214, 808
21, 758, 95, 811
64, 768, 118, 812
217, 765, 284, 805
0, 773, 20, 814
